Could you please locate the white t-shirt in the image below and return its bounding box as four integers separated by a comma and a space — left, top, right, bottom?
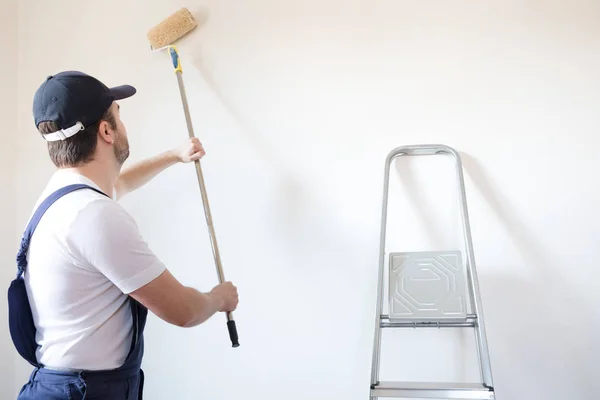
23, 170, 166, 370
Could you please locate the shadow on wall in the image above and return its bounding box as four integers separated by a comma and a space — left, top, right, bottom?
393, 154, 460, 250
461, 154, 596, 400
394, 158, 445, 248
188, 54, 309, 220
187, 53, 328, 251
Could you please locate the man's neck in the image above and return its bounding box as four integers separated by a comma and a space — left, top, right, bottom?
61, 161, 120, 197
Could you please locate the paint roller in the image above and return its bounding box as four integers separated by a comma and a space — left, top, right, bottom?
146, 8, 240, 348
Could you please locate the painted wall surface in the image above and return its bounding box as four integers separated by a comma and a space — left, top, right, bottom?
13, 1, 600, 399
0, 0, 18, 397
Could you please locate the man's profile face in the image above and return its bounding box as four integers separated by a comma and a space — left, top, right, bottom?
111, 102, 130, 165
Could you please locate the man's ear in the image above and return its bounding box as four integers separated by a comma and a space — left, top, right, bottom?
98, 120, 115, 144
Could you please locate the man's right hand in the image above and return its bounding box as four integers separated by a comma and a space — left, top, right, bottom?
209, 281, 239, 312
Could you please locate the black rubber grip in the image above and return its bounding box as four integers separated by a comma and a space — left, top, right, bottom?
227, 320, 239, 348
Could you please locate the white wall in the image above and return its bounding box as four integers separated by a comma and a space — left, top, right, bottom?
13, 0, 600, 399
0, 0, 18, 397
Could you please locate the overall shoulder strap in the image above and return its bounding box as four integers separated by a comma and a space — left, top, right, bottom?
16, 183, 109, 276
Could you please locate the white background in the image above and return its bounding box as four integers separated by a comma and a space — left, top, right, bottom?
0, 0, 17, 397
1, 0, 599, 399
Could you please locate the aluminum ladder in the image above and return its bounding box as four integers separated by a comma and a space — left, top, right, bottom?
369, 144, 495, 400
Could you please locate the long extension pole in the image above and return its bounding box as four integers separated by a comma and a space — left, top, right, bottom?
169, 45, 239, 348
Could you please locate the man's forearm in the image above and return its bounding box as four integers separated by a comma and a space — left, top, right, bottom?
114, 138, 205, 200
130, 268, 230, 329
115, 150, 179, 199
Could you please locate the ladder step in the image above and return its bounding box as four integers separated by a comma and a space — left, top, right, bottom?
381, 320, 475, 328
371, 381, 494, 399
380, 314, 477, 328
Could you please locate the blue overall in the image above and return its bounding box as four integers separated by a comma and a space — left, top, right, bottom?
7, 184, 147, 399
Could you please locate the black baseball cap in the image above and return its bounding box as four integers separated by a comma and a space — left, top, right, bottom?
32, 71, 136, 141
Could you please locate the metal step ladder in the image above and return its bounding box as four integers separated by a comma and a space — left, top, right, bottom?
369, 144, 496, 400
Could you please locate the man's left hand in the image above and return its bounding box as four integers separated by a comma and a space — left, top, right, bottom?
175, 138, 206, 163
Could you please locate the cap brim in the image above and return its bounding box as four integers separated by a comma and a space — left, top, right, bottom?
109, 85, 137, 100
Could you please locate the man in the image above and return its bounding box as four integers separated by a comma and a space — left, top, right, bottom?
8, 71, 239, 399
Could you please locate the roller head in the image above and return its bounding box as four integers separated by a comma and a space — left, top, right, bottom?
147, 8, 197, 50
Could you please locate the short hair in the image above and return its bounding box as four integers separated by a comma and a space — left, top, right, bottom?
38, 107, 116, 168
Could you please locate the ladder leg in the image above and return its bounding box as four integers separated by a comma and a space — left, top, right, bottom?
451, 148, 494, 389
370, 151, 394, 390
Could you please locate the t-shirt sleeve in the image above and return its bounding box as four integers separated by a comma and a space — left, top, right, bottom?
67, 197, 166, 294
